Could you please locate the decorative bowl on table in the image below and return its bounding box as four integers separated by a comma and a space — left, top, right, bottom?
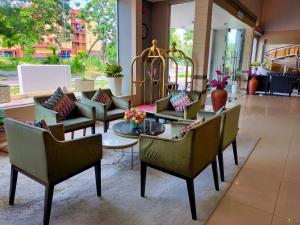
124, 108, 146, 130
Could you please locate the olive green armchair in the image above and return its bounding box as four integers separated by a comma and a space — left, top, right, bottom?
4, 118, 102, 225
198, 104, 241, 181
139, 115, 221, 220
155, 90, 201, 121
34, 92, 96, 138
80, 89, 131, 132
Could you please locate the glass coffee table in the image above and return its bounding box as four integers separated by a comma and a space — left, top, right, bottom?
112, 119, 165, 138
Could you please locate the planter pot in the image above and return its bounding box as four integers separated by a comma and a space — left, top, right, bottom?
107, 77, 123, 96
231, 82, 240, 95
211, 87, 228, 112
248, 78, 258, 95
75, 79, 95, 92
0, 85, 11, 103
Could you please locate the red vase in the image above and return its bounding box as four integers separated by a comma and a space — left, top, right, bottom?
211, 87, 228, 112
248, 78, 258, 95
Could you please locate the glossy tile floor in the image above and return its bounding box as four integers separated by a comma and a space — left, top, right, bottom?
207, 95, 300, 225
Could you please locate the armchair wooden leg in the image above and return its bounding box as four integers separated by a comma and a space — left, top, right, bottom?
71, 131, 74, 139
91, 124, 96, 134
232, 139, 238, 165
218, 150, 225, 182
94, 161, 101, 197
9, 165, 18, 205
211, 160, 219, 191
186, 179, 197, 220
44, 184, 54, 225
141, 161, 147, 197
83, 128, 86, 136
104, 122, 108, 133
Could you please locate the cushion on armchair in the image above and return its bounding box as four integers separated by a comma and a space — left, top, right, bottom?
173, 118, 204, 139
41, 87, 76, 120
92, 89, 112, 109
170, 91, 192, 112
25, 120, 49, 130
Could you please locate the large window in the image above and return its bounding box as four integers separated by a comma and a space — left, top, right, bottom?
0, 0, 118, 96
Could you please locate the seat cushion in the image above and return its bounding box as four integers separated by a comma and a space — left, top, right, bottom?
92, 89, 113, 109
106, 108, 126, 121
170, 91, 192, 112
61, 117, 94, 132
157, 110, 184, 120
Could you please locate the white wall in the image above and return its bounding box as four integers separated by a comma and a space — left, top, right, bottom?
18, 65, 71, 94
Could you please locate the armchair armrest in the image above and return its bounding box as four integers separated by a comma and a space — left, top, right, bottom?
35, 105, 60, 125
155, 96, 171, 113
139, 132, 193, 177
184, 100, 201, 120
48, 123, 65, 141
111, 96, 131, 110
75, 102, 96, 121
46, 134, 102, 182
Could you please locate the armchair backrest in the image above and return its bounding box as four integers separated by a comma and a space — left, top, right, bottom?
4, 118, 50, 183
219, 104, 241, 150
169, 90, 201, 102
189, 115, 221, 176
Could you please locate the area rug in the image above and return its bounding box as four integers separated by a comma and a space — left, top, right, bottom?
0, 134, 259, 225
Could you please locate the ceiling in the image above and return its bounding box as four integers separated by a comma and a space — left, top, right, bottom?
169, 1, 249, 30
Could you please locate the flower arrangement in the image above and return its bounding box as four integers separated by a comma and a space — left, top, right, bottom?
210, 70, 230, 89
124, 108, 147, 129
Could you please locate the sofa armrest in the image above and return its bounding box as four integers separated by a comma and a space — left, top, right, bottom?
48, 123, 65, 141
75, 102, 96, 121
111, 96, 131, 110
46, 134, 102, 182
80, 98, 106, 120
155, 96, 171, 113
35, 105, 60, 125
184, 100, 200, 120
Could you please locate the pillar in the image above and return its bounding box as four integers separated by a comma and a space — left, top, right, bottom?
192, 0, 213, 107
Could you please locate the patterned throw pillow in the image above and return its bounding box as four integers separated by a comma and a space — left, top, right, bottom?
92, 89, 112, 109
42, 87, 76, 120
173, 119, 204, 139
170, 92, 192, 112
25, 120, 49, 131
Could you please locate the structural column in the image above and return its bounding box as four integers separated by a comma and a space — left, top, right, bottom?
192, 0, 213, 107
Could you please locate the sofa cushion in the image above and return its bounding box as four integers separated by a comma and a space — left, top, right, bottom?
170, 91, 192, 112
92, 89, 112, 109
42, 87, 76, 120
61, 117, 94, 132
106, 108, 126, 121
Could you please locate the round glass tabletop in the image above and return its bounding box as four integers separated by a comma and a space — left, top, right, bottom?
112, 119, 165, 138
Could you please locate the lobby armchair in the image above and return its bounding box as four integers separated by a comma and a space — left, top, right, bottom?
139, 115, 221, 220
4, 118, 102, 225
34, 92, 96, 138
155, 90, 201, 120
198, 104, 241, 181
80, 89, 130, 132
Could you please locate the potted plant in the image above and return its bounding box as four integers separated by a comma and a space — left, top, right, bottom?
210, 70, 230, 112
104, 63, 124, 96
74, 51, 95, 92
124, 108, 146, 130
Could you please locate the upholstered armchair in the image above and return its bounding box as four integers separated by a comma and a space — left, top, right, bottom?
34, 93, 96, 138
155, 90, 201, 121
198, 104, 241, 181
4, 118, 102, 225
139, 116, 221, 220
80, 89, 130, 132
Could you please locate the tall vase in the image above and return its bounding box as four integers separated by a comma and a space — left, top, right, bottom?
248, 78, 258, 95
211, 87, 228, 112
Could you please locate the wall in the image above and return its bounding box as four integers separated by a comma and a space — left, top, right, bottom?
239, 0, 263, 18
